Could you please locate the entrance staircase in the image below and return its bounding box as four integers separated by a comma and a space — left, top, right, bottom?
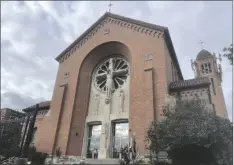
45, 156, 120, 164
84, 158, 119, 164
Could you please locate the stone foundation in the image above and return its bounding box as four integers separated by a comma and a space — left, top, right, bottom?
44, 153, 172, 165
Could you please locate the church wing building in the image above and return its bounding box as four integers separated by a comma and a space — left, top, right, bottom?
32, 12, 228, 162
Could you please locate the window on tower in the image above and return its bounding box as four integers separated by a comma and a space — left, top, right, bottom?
201, 63, 212, 74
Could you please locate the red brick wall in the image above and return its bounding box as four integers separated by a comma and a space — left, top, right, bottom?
36, 20, 170, 156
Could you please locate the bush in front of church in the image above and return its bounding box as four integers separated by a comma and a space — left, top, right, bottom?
147, 96, 233, 165
27, 146, 48, 165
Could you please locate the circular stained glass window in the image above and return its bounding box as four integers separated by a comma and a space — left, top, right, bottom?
93, 57, 129, 93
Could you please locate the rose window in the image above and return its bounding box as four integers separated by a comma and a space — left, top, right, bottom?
93, 57, 129, 93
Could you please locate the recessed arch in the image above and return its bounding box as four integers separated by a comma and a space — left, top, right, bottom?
81, 41, 132, 72
66, 41, 132, 156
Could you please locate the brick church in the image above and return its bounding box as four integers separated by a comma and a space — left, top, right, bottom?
25, 12, 228, 163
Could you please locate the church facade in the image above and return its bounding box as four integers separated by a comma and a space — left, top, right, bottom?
30, 12, 228, 162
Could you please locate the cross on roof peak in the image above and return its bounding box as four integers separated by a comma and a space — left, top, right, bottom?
108, 1, 113, 13
198, 40, 204, 49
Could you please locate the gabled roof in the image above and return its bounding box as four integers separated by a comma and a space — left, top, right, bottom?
169, 77, 210, 91
55, 12, 183, 80
23, 101, 51, 113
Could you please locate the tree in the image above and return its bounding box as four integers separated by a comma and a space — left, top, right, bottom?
223, 44, 233, 65
147, 96, 233, 165
119, 145, 143, 165
118, 135, 143, 165
0, 119, 23, 160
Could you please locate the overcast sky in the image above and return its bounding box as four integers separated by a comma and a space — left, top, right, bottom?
1, 1, 232, 120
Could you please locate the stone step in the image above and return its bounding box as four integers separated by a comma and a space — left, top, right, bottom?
84, 158, 119, 164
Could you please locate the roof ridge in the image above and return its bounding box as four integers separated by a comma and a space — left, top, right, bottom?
55, 12, 108, 61
170, 77, 210, 90
54, 12, 184, 80
106, 12, 168, 31
55, 12, 168, 62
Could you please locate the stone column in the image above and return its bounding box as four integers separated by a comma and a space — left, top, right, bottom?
81, 124, 88, 159
98, 100, 111, 159
98, 59, 114, 159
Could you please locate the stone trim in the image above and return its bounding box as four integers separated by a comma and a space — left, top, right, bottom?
55, 12, 183, 80
144, 67, 153, 71
57, 15, 164, 64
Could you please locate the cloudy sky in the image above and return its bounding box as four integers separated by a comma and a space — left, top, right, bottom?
1, 1, 232, 120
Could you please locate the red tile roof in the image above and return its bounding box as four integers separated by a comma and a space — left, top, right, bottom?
22, 101, 50, 113
169, 77, 210, 91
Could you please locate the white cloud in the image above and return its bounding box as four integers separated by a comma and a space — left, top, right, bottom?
1, 1, 232, 121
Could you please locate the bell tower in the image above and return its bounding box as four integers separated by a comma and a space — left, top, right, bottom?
191, 49, 228, 118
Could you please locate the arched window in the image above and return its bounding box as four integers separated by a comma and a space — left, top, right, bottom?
201, 62, 212, 74
93, 56, 129, 93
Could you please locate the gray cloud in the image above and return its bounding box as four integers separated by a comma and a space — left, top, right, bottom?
1, 1, 232, 120
1, 92, 44, 110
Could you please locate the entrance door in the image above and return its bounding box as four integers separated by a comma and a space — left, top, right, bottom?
112, 122, 129, 158
86, 124, 101, 158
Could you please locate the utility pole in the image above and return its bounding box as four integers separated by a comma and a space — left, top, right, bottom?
22, 104, 39, 158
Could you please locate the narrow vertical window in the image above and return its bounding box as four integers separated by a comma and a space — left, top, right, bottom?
201, 64, 205, 74
208, 63, 212, 73
211, 78, 216, 95
205, 63, 209, 73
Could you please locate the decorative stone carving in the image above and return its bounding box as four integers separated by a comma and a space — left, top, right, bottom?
93, 57, 129, 93
101, 123, 108, 134
144, 53, 153, 61
106, 60, 113, 98
105, 98, 110, 104
93, 94, 100, 115
119, 90, 125, 113
104, 28, 110, 35
101, 123, 109, 148
59, 15, 163, 64
64, 72, 69, 79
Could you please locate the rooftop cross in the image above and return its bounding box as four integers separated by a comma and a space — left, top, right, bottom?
108, 1, 113, 13
198, 40, 204, 49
